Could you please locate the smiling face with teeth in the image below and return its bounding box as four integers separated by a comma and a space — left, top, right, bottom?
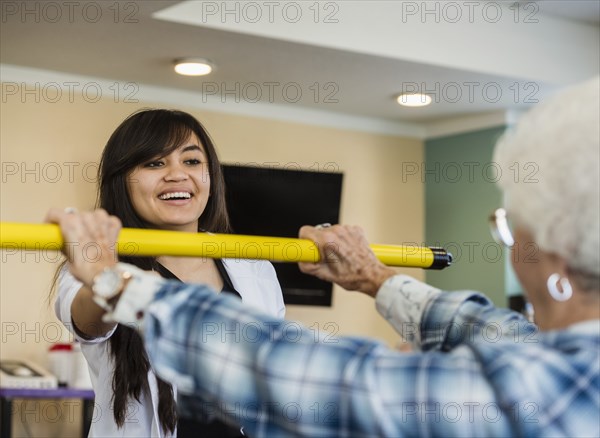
126, 133, 211, 233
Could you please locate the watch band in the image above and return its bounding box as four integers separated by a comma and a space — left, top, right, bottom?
93, 263, 165, 325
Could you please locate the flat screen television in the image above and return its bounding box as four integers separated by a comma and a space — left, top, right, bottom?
222, 164, 344, 306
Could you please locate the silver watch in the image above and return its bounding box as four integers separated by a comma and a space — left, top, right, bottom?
91, 263, 134, 312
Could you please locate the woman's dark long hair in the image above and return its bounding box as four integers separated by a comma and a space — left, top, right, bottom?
54, 109, 231, 434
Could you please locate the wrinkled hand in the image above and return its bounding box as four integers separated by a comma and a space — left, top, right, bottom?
298, 225, 396, 297
45, 208, 121, 288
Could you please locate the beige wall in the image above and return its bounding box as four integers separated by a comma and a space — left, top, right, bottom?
1, 88, 423, 435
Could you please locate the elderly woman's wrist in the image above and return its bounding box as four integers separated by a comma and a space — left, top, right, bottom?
364, 266, 397, 298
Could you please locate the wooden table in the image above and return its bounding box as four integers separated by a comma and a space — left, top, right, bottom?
0, 387, 94, 438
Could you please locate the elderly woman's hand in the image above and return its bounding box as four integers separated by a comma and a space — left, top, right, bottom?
45, 208, 121, 288
298, 224, 396, 297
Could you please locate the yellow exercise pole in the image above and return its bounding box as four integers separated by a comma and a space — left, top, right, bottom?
0, 222, 452, 269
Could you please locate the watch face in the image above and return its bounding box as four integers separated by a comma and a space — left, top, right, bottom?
93, 269, 123, 299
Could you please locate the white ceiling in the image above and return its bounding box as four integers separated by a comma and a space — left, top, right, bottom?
1, 0, 599, 136
526, 0, 600, 24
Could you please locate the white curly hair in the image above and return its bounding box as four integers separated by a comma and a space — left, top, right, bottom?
494, 76, 599, 290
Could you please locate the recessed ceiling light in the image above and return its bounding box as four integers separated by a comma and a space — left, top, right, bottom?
396, 93, 432, 107
174, 58, 213, 76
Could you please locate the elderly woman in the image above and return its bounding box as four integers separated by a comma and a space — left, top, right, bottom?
48, 77, 599, 437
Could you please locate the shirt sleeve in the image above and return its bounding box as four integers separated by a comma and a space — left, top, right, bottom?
418, 289, 536, 352
142, 280, 510, 437
54, 266, 117, 344
374, 274, 442, 347
374, 275, 535, 352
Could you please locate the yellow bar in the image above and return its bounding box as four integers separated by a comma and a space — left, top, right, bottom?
0, 222, 450, 269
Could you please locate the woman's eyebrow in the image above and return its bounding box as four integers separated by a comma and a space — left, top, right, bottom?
181, 144, 204, 154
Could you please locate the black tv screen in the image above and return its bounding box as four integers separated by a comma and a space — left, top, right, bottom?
222, 164, 344, 306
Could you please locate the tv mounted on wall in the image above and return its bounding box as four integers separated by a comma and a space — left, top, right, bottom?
222, 164, 344, 306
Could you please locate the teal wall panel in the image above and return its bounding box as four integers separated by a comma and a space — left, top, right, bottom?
425, 126, 508, 306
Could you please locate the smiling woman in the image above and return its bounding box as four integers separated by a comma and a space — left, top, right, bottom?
50, 109, 286, 437
127, 136, 212, 233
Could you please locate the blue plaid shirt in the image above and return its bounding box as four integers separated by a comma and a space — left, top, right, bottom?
141, 275, 600, 437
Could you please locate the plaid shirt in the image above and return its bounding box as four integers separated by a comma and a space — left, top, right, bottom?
140, 275, 600, 437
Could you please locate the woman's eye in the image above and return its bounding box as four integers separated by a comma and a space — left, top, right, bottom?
144, 160, 164, 168
184, 159, 201, 165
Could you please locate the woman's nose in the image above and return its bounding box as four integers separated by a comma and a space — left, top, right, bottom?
163, 163, 188, 181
